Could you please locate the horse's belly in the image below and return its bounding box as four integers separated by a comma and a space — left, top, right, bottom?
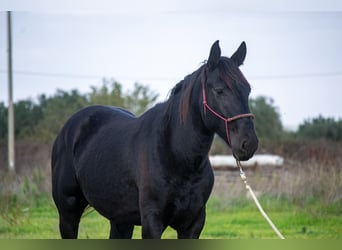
76, 163, 141, 224
84, 185, 141, 224
89, 194, 141, 224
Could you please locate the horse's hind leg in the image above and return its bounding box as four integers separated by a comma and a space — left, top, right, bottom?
57, 195, 88, 239
109, 222, 134, 239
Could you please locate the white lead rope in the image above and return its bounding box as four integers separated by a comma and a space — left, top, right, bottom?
237, 160, 286, 239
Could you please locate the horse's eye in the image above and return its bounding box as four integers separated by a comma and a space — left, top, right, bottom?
214, 88, 224, 95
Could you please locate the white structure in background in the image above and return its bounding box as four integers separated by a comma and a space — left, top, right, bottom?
209, 154, 284, 168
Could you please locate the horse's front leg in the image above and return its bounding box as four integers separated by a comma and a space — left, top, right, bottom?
176, 207, 206, 239
141, 208, 166, 239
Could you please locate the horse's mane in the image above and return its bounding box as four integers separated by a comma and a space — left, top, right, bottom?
167, 57, 250, 123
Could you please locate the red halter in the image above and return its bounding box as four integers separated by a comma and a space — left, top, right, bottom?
202, 82, 254, 146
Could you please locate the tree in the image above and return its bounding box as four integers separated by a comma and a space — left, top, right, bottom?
0, 102, 8, 141
124, 82, 158, 115
34, 80, 158, 142
14, 99, 43, 137
89, 78, 158, 116
0, 80, 158, 143
89, 78, 125, 107
297, 115, 342, 142
34, 89, 89, 142
0, 100, 43, 141
249, 96, 283, 141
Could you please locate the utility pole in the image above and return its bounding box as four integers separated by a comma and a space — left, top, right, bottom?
7, 11, 15, 173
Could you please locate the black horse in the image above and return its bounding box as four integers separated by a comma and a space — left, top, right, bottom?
51, 41, 258, 239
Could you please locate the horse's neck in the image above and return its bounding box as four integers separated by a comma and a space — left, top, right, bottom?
163, 101, 214, 164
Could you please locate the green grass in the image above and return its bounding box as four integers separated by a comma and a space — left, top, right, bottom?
0, 195, 341, 239
204, 197, 342, 239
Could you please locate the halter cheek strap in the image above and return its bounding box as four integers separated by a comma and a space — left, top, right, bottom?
202, 83, 255, 146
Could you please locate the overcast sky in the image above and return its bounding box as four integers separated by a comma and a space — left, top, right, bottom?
1, 1, 342, 129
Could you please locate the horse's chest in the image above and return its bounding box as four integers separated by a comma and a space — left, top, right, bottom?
166, 187, 204, 225
164, 171, 213, 219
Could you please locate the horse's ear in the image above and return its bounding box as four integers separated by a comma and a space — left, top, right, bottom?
207, 40, 221, 71
231, 41, 247, 66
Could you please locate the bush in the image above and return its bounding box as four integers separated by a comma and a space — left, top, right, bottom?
0, 168, 47, 226
249, 96, 283, 142
0, 80, 158, 143
298, 115, 342, 142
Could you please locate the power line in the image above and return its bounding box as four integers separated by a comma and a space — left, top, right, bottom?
0, 69, 342, 81
250, 71, 342, 80
0, 69, 179, 82
0, 69, 101, 79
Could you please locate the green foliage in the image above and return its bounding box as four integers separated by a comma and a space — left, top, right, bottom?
0, 168, 46, 226
249, 96, 283, 141
0, 80, 158, 143
0, 102, 7, 142
1, 76, 340, 148
89, 79, 158, 116
297, 115, 342, 142
0, 193, 32, 226
33, 89, 88, 142
14, 99, 43, 137
124, 82, 158, 115
213, 95, 342, 153
0, 100, 43, 141
89, 78, 125, 107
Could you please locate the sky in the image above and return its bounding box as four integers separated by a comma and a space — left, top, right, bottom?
1, 1, 342, 130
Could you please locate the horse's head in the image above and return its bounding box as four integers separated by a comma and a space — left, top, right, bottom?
202, 41, 258, 161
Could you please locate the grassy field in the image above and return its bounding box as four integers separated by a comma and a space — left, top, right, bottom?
0, 195, 341, 239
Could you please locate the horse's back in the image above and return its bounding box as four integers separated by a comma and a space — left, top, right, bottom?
53, 106, 133, 159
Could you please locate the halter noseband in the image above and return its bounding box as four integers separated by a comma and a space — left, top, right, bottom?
202, 82, 254, 146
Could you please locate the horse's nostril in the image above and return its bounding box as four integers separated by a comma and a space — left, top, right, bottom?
241, 139, 249, 152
